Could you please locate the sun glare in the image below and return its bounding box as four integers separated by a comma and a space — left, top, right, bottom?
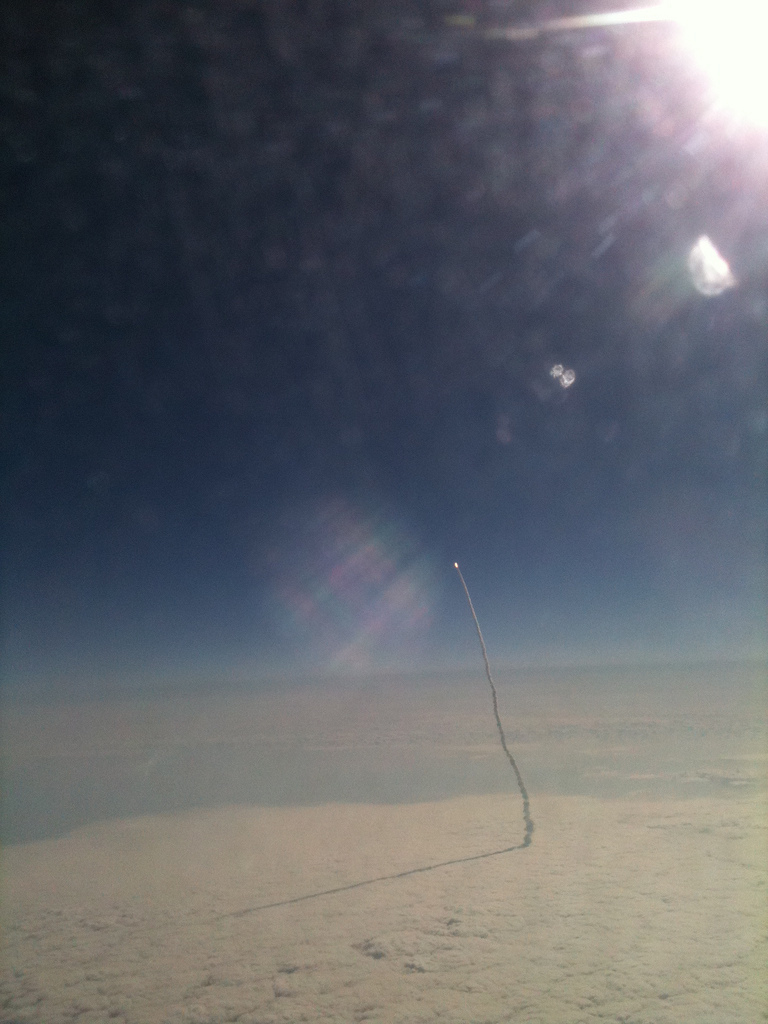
672, 0, 768, 124
486, 3, 768, 125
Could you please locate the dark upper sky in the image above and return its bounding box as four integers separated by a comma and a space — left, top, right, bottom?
2, 0, 766, 693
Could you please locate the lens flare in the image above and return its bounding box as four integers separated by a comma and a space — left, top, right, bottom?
269, 496, 434, 669
687, 235, 736, 296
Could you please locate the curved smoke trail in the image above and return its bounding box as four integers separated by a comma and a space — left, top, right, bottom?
454, 562, 534, 847
221, 563, 532, 919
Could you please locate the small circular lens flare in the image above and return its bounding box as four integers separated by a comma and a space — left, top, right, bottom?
550, 364, 577, 388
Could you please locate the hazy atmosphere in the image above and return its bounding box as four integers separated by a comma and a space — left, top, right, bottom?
2, 0, 766, 1020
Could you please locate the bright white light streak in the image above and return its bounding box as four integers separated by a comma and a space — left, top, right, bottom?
483, 5, 676, 41
482, 3, 768, 124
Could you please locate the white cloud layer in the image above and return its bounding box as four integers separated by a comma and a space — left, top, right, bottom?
2, 669, 766, 1023
3, 795, 767, 1022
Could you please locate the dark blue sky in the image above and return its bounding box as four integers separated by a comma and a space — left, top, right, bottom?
2, 0, 766, 694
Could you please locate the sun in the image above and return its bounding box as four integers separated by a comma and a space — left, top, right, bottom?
672, 0, 768, 124
485, 2, 768, 126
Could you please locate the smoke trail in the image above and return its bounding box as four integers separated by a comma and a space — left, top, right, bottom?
454, 562, 534, 847
222, 838, 526, 917
220, 563, 532, 919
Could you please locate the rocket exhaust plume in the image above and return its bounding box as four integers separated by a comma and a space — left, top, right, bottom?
222, 563, 533, 918
454, 562, 533, 847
